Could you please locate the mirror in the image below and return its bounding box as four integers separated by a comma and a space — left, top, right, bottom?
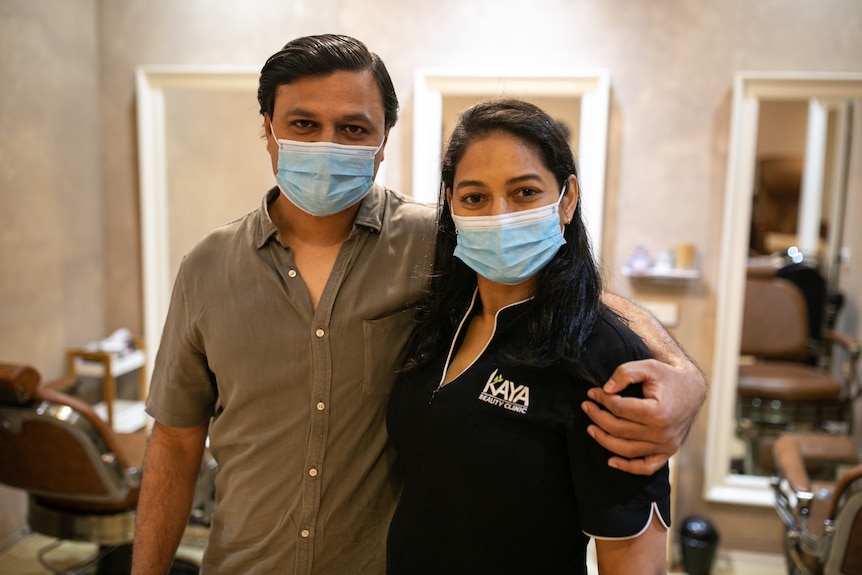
412, 69, 610, 255
137, 67, 269, 377
705, 72, 862, 506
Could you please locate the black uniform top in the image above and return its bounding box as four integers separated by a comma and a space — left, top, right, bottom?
386, 296, 671, 575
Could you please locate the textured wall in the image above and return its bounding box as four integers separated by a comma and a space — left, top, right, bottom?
1, 0, 861, 555
0, 0, 103, 546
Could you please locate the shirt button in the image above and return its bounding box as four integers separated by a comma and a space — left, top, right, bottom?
316, 402, 325, 411
315, 328, 325, 338
308, 468, 318, 477
288, 269, 297, 278
300, 529, 310, 538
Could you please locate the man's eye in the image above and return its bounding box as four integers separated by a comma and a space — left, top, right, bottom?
293, 120, 314, 129
344, 125, 365, 135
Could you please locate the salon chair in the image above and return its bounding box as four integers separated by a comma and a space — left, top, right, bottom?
772, 433, 862, 575
736, 274, 861, 475
0, 362, 146, 573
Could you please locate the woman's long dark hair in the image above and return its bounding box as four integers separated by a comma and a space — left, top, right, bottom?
401, 98, 604, 374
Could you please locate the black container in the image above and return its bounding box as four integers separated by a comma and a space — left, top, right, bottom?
679, 516, 720, 574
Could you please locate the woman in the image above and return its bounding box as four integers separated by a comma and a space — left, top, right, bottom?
386, 99, 669, 574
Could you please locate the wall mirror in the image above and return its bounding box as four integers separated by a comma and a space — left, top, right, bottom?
412, 69, 610, 256
705, 72, 862, 506
136, 66, 273, 376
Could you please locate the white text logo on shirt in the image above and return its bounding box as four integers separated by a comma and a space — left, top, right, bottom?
478, 369, 530, 414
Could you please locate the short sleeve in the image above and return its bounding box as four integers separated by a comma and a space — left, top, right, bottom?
569, 308, 672, 538
570, 426, 671, 538
145, 258, 217, 427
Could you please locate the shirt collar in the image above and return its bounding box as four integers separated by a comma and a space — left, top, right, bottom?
255, 187, 281, 249
352, 182, 386, 233
255, 183, 387, 250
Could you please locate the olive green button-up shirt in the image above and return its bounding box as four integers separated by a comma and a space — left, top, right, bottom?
146, 184, 436, 574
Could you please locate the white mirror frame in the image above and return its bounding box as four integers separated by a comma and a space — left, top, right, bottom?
412, 69, 610, 256
136, 66, 259, 378
705, 71, 862, 506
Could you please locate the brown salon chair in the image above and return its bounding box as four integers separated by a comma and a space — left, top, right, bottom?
772, 433, 862, 575
736, 274, 861, 475
0, 362, 146, 573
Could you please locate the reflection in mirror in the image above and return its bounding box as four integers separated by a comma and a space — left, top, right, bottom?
748, 101, 809, 259
733, 99, 856, 478
706, 72, 862, 506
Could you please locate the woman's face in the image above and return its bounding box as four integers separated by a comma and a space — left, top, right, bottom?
447, 130, 578, 222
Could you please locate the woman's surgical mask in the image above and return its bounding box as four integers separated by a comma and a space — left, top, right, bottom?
451, 186, 568, 285
272, 126, 384, 216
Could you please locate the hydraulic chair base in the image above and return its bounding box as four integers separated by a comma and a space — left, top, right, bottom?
29, 497, 136, 546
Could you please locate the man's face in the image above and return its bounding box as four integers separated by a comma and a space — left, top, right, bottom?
265, 69, 389, 177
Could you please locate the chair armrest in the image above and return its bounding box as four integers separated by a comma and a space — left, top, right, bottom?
771, 433, 854, 534
774, 435, 813, 494
774, 433, 857, 492
822, 328, 861, 399
826, 463, 862, 519
822, 328, 861, 359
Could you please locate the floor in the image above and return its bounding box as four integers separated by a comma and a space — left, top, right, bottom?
0, 524, 207, 574
0, 530, 787, 574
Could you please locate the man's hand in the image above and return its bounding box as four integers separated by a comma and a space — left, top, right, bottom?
582, 358, 706, 475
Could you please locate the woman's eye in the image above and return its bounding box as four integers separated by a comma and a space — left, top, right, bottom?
518, 187, 541, 197
453, 193, 484, 207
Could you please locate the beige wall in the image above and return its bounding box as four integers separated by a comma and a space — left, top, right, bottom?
2, 0, 861, 555
0, 0, 104, 547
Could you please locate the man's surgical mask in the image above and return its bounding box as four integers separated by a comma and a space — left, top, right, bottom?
451, 186, 568, 285
273, 126, 383, 216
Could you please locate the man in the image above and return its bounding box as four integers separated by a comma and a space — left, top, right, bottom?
132, 34, 705, 575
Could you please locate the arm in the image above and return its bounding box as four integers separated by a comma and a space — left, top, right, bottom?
595, 512, 668, 575
585, 292, 707, 474
132, 421, 208, 575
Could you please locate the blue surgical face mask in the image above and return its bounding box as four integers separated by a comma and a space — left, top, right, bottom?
272, 126, 384, 216
451, 186, 567, 285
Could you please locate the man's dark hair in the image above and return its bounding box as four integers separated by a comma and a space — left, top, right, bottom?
258, 34, 399, 129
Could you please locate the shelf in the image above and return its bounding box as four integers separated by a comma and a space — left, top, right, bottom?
93, 400, 147, 433
622, 266, 701, 281
72, 349, 146, 378
66, 343, 147, 432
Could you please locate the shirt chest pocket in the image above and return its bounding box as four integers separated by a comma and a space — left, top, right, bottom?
362, 308, 417, 396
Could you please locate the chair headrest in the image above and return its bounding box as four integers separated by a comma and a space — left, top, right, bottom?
0, 363, 41, 405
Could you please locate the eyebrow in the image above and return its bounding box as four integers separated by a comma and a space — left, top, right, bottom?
281, 107, 376, 125
455, 173, 545, 191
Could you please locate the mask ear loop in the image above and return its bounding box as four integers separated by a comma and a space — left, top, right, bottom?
373, 134, 387, 154
559, 180, 572, 226
270, 118, 282, 144
445, 189, 458, 234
